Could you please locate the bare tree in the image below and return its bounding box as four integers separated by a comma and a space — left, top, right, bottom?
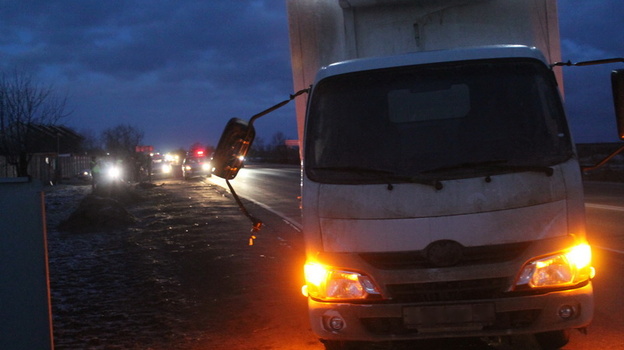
0, 71, 69, 177
101, 124, 145, 182
271, 131, 286, 148
78, 128, 104, 155
101, 124, 144, 158
188, 142, 204, 154
249, 136, 266, 160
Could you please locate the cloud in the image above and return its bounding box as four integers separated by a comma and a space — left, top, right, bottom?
1, 0, 622, 149
0, 0, 297, 150
2, 1, 290, 82
558, 0, 624, 143
558, 0, 624, 58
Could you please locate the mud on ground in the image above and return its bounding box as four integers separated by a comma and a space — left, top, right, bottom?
45, 180, 318, 350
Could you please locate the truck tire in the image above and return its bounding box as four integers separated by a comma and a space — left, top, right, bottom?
535, 329, 570, 350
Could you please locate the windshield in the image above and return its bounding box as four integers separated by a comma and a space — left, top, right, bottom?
305, 59, 573, 184
186, 157, 207, 164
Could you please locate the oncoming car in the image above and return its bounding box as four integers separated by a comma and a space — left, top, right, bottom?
182, 154, 212, 180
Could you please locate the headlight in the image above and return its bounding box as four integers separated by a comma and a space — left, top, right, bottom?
302, 262, 381, 301
514, 243, 594, 290
107, 166, 121, 179
162, 164, 172, 173
184, 165, 192, 171
201, 163, 211, 171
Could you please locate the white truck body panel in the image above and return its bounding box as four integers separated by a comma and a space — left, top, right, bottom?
287, 0, 561, 141
319, 200, 567, 252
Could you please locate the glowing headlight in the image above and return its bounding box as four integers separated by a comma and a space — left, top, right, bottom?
515, 244, 594, 290
107, 166, 121, 179
303, 262, 381, 301
201, 163, 211, 171
184, 165, 192, 171
162, 163, 172, 173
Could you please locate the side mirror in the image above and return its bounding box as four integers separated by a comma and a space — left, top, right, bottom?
612, 69, 624, 140
212, 118, 255, 179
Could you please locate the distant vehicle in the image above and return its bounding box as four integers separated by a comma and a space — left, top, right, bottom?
151, 158, 171, 178
182, 151, 212, 180
149, 152, 182, 179
75, 169, 92, 182
151, 161, 173, 179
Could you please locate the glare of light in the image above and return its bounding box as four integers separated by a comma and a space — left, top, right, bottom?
108, 166, 121, 178
567, 243, 592, 270
302, 262, 381, 300
164, 153, 175, 162
515, 243, 594, 289
304, 263, 328, 288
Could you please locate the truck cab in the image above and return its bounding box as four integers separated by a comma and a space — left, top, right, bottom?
300, 46, 594, 349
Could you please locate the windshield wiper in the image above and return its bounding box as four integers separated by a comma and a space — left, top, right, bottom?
422, 160, 554, 177
313, 166, 394, 175
312, 166, 444, 190
495, 164, 554, 176
422, 160, 508, 174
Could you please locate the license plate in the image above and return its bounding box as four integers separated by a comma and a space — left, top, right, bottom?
403, 303, 496, 328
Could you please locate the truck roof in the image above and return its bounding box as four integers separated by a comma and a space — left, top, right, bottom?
315, 45, 548, 83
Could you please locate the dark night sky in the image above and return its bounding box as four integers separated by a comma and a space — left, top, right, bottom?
1, 1, 622, 152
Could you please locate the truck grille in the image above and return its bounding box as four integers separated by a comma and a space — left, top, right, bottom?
360, 309, 540, 335
387, 277, 509, 303
359, 241, 530, 270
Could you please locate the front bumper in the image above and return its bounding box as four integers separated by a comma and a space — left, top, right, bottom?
184, 168, 211, 178
309, 282, 593, 342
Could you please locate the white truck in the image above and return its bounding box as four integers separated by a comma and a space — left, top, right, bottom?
296, 45, 598, 350
211, 0, 624, 349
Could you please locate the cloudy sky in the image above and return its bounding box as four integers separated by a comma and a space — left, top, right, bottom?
0, 1, 622, 152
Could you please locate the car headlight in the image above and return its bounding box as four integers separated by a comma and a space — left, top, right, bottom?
107, 166, 121, 179
302, 262, 381, 301
201, 163, 211, 171
514, 243, 594, 290
184, 165, 192, 171
162, 164, 172, 173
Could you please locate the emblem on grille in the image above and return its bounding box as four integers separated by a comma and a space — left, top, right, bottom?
425, 240, 464, 267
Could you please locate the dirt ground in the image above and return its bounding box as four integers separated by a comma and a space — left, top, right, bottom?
45, 179, 322, 350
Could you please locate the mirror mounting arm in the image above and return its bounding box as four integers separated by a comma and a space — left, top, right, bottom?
550, 58, 624, 68
552, 60, 624, 154
248, 87, 311, 127
581, 143, 624, 172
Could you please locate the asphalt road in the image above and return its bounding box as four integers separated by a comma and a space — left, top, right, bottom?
208, 164, 302, 229
208, 165, 624, 350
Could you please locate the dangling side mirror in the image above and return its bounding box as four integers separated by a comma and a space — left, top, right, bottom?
212, 118, 255, 179
612, 69, 624, 140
